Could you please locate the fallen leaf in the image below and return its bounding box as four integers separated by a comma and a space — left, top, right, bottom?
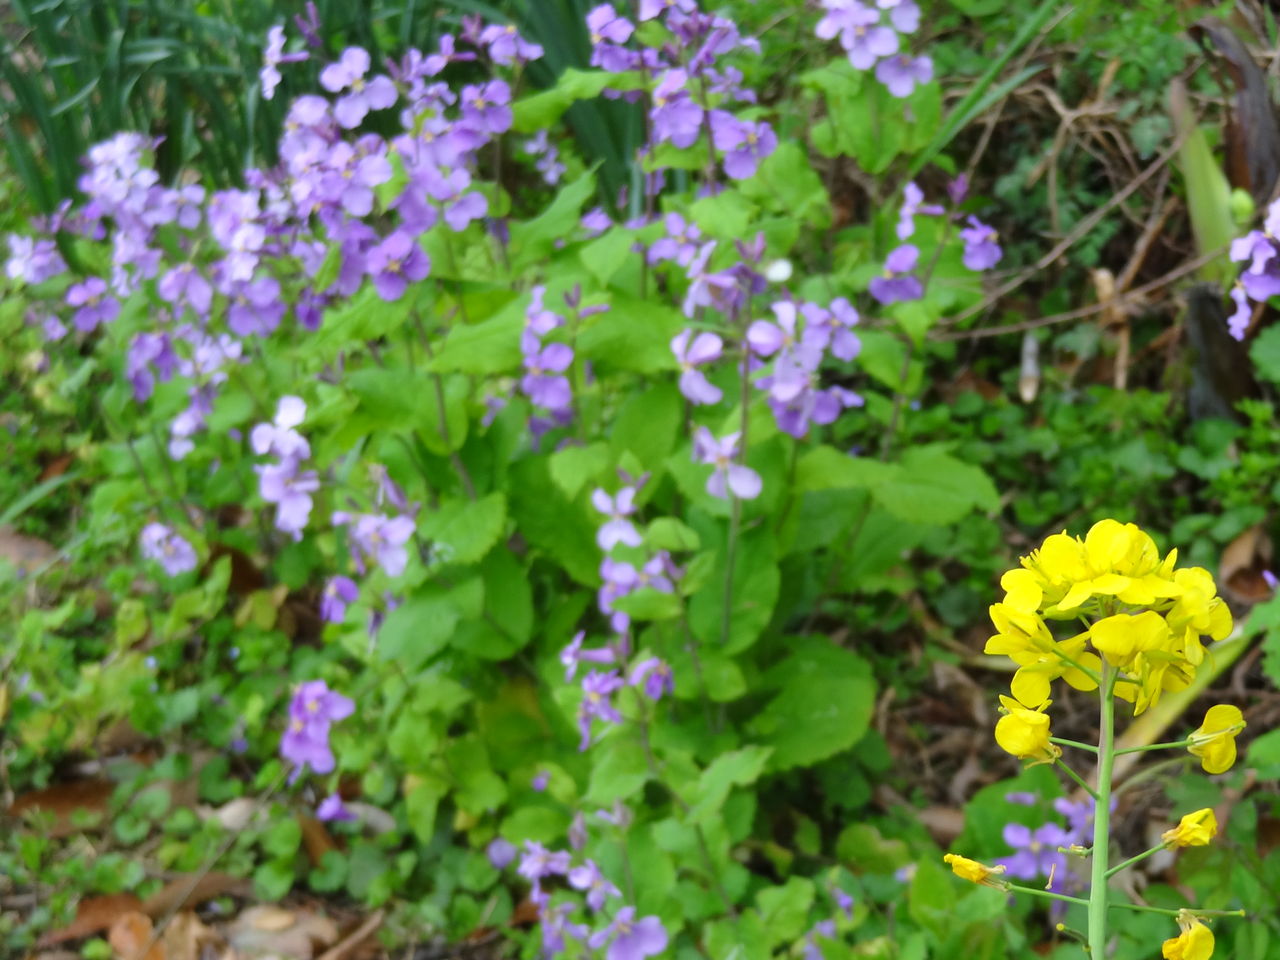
141, 872, 252, 918
36, 893, 144, 947
298, 814, 337, 865
1221, 523, 1274, 603
227, 906, 339, 960
315, 911, 384, 960
0, 525, 57, 573
10, 779, 113, 837
108, 911, 165, 960
160, 912, 221, 960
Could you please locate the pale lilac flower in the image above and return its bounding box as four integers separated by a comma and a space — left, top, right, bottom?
960, 216, 1003, 270
815, 297, 861, 361
694, 427, 762, 500
366, 230, 432, 301
1230, 231, 1280, 301
321, 576, 359, 624
682, 241, 738, 317
804, 921, 838, 960
542, 902, 590, 954
997, 822, 1071, 891
569, 859, 621, 910
876, 54, 932, 97
66, 276, 119, 332
320, 47, 399, 128
521, 341, 574, 410
589, 907, 668, 960
6, 235, 66, 284
227, 274, 286, 337
880, 0, 921, 32
339, 512, 417, 577
261, 24, 308, 100
479, 23, 544, 65
517, 841, 572, 905
671, 329, 723, 404
317, 794, 357, 822
531, 770, 550, 792
280, 680, 354, 778
588, 4, 635, 72
651, 70, 704, 148
459, 80, 513, 135
1228, 285, 1249, 343
158, 263, 213, 317
638, 0, 696, 19
562, 631, 619, 682
896, 182, 942, 240
711, 114, 777, 180
648, 213, 702, 266
140, 523, 197, 576
1263, 569, 1278, 590
868, 244, 922, 304
251, 395, 310, 461
257, 462, 320, 539
629, 657, 674, 700
592, 487, 643, 550
578, 670, 625, 750
487, 837, 518, 869
126, 331, 177, 402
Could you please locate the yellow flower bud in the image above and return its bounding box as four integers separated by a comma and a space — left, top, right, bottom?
1162, 808, 1217, 848
1162, 913, 1214, 960
1188, 704, 1245, 775
943, 853, 1006, 887
994, 695, 1061, 763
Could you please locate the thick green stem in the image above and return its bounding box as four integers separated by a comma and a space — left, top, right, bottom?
1088, 664, 1116, 958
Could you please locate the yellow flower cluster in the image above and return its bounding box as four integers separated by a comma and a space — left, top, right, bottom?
988, 520, 1234, 730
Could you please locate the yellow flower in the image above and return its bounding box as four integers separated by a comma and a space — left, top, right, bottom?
1162, 808, 1217, 847
1088, 611, 1172, 668
943, 853, 1006, 887
1165, 567, 1233, 662
986, 604, 1100, 707
1188, 704, 1245, 775
994, 695, 1061, 763
1162, 913, 1214, 960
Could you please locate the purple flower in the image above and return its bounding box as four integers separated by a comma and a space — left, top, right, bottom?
694, 427, 762, 500
158, 263, 213, 318
261, 24, 308, 100
531, 770, 550, 792
321, 576, 359, 624
1230, 231, 1280, 301
589, 907, 669, 960
1228, 285, 1252, 341
639, 0, 696, 19
459, 80, 513, 135
66, 276, 119, 332
317, 794, 357, 822
846, 10, 900, 69
960, 216, 1003, 271
649, 213, 702, 266
521, 340, 574, 411
711, 113, 777, 180
997, 821, 1071, 890
320, 47, 398, 128
588, 5, 635, 71
251, 395, 310, 461
881, 0, 921, 32
542, 902, 590, 954
479, 23, 544, 66
257, 461, 320, 539
517, 841, 572, 895
651, 70, 704, 149
812, 297, 861, 361
578, 670, 625, 750
569, 859, 622, 910
592, 487, 644, 550
747, 301, 825, 369
366, 230, 432, 301
876, 53, 932, 97
896, 182, 943, 240
562, 630, 619, 681
280, 680, 354, 778
6, 235, 66, 284
338, 512, 417, 577
487, 837, 518, 869
629, 657, 674, 701
671, 329, 723, 404
140, 523, 197, 576
682, 241, 739, 317
868, 244, 923, 304
126, 332, 177, 402
1263, 569, 1278, 590
227, 274, 286, 337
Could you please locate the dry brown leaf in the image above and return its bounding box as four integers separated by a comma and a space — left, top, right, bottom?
108, 911, 165, 960
298, 814, 337, 865
0, 525, 57, 573
36, 893, 145, 947
1221, 523, 1274, 604
159, 912, 220, 960
11, 779, 114, 837
140, 872, 252, 919
315, 911, 384, 960
227, 906, 338, 960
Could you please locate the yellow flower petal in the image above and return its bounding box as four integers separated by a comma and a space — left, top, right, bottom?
1188, 704, 1245, 775
943, 853, 1006, 887
1162, 915, 1214, 960
1162, 808, 1217, 848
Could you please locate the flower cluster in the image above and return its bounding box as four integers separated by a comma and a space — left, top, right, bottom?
1226, 197, 1280, 340
139, 522, 197, 577
986, 519, 1234, 721
252, 396, 318, 540
512, 832, 667, 959
815, 0, 932, 97
520, 286, 576, 422
280, 679, 354, 781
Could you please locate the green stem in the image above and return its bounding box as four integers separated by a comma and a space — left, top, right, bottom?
1008, 883, 1244, 919
1055, 759, 1099, 800
1114, 738, 1191, 755
1088, 664, 1116, 958
1050, 737, 1099, 754
1106, 844, 1164, 879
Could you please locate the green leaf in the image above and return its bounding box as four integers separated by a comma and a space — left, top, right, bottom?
261, 817, 302, 859
755, 877, 815, 944
548, 442, 612, 500
908, 856, 957, 942
429, 301, 524, 375
580, 228, 637, 286
738, 141, 830, 227
509, 171, 596, 271
459, 549, 534, 659
690, 189, 756, 241
253, 859, 295, 902
377, 587, 465, 671
689, 746, 773, 824
795, 445, 893, 492
509, 456, 602, 586
1250, 326, 1280, 384
577, 295, 684, 374
420, 493, 507, 567
872, 448, 999, 525
750, 638, 875, 770
585, 735, 649, 805
610, 383, 683, 470
405, 777, 447, 844
611, 588, 683, 621
646, 517, 701, 552
688, 526, 779, 654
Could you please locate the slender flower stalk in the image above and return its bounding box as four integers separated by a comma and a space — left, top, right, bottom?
1088, 664, 1115, 958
